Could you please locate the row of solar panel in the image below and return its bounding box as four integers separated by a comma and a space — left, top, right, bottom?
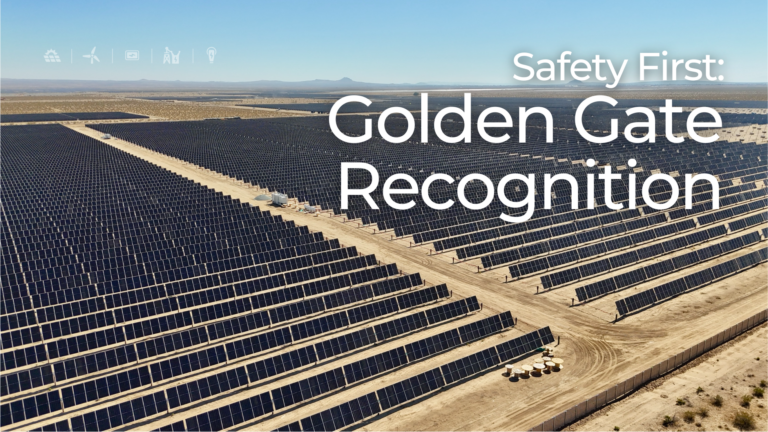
3, 225, 331, 302
616, 248, 768, 316
221, 284, 452, 362
6, 224, 317, 297
271, 327, 555, 432
482, 213, 670, 269
422, 174, 758, 250
401, 170, 730, 240
430, 177, 749, 251
544, 209, 766, 289
526, 219, 704, 286
2, 253, 378, 339
85, 118, 765, 224
1, 259, 394, 360
0, 287, 466, 426
376, 164, 758, 232
455, 207, 645, 259
0, 268, 405, 375
12, 216, 297, 276
11, 239, 360, 302
576, 230, 764, 302
1, 230, 330, 311
2, 283, 468, 400
17, 300, 492, 430
481, 188, 765, 267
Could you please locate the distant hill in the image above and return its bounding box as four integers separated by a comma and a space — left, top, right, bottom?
1, 77, 764, 94
0, 77, 513, 93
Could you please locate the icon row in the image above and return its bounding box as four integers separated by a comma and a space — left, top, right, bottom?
43, 47, 217, 64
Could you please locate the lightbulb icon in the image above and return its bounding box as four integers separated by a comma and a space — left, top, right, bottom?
206, 47, 217, 64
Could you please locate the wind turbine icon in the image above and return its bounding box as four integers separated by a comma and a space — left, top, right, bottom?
83, 47, 100, 64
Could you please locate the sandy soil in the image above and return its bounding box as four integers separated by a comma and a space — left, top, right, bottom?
46, 123, 766, 432
570, 324, 768, 432
676, 124, 767, 145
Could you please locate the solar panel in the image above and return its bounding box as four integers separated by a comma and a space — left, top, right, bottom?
423, 298, 471, 325
578, 258, 611, 278
343, 347, 407, 385
373, 312, 429, 341
313, 328, 375, 361
377, 368, 445, 410
615, 299, 629, 316
458, 315, 503, 343
185, 392, 272, 432
440, 348, 499, 386
495, 326, 552, 361
582, 278, 616, 299
246, 346, 318, 383
404, 330, 461, 362
271, 368, 346, 410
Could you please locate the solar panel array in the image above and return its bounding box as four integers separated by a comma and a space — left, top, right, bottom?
616, 247, 768, 316
5, 97, 765, 430
501, 194, 767, 281
176, 311, 516, 431
3, 124, 538, 431
87, 107, 765, 225
575, 227, 765, 302
1, 112, 149, 123
2, 282, 465, 427
86, 109, 767, 316
273, 326, 554, 432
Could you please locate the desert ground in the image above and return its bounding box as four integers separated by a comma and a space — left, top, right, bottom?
0, 94, 305, 121
570, 324, 768, 432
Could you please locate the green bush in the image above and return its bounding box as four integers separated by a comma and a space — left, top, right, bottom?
613, 427, 620, 431
682, 411, 696, 423
753, 387, 764, 398
676, 398, 686, 406
696, 386, 704, 394
662, 415, 676, 427
697, 407, 709, 418
759, 380, 767, 388
712, 394, 724, 407
741, 395, 753, 407
733, 411, 755, 431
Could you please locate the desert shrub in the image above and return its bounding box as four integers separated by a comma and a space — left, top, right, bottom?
676, 398, 686, 406
613, 427, 619, 431
753, 387, 764, 398
733, 411, 755, 430
696, 386, 704, 394
760, 380, 767, 388
741, 395, 753, 407
682, 411, 696, 423
711, 395, 724, 407
697, 407, 709, 418
662, 415, 676, 427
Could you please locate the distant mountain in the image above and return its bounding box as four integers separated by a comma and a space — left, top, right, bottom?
0, 77, 514, 93
1, 77, 763, 94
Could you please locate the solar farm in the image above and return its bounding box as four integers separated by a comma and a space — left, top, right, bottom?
0, 93, 766, 431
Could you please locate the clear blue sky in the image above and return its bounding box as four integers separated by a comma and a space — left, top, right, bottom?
2, 0, 766, 84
